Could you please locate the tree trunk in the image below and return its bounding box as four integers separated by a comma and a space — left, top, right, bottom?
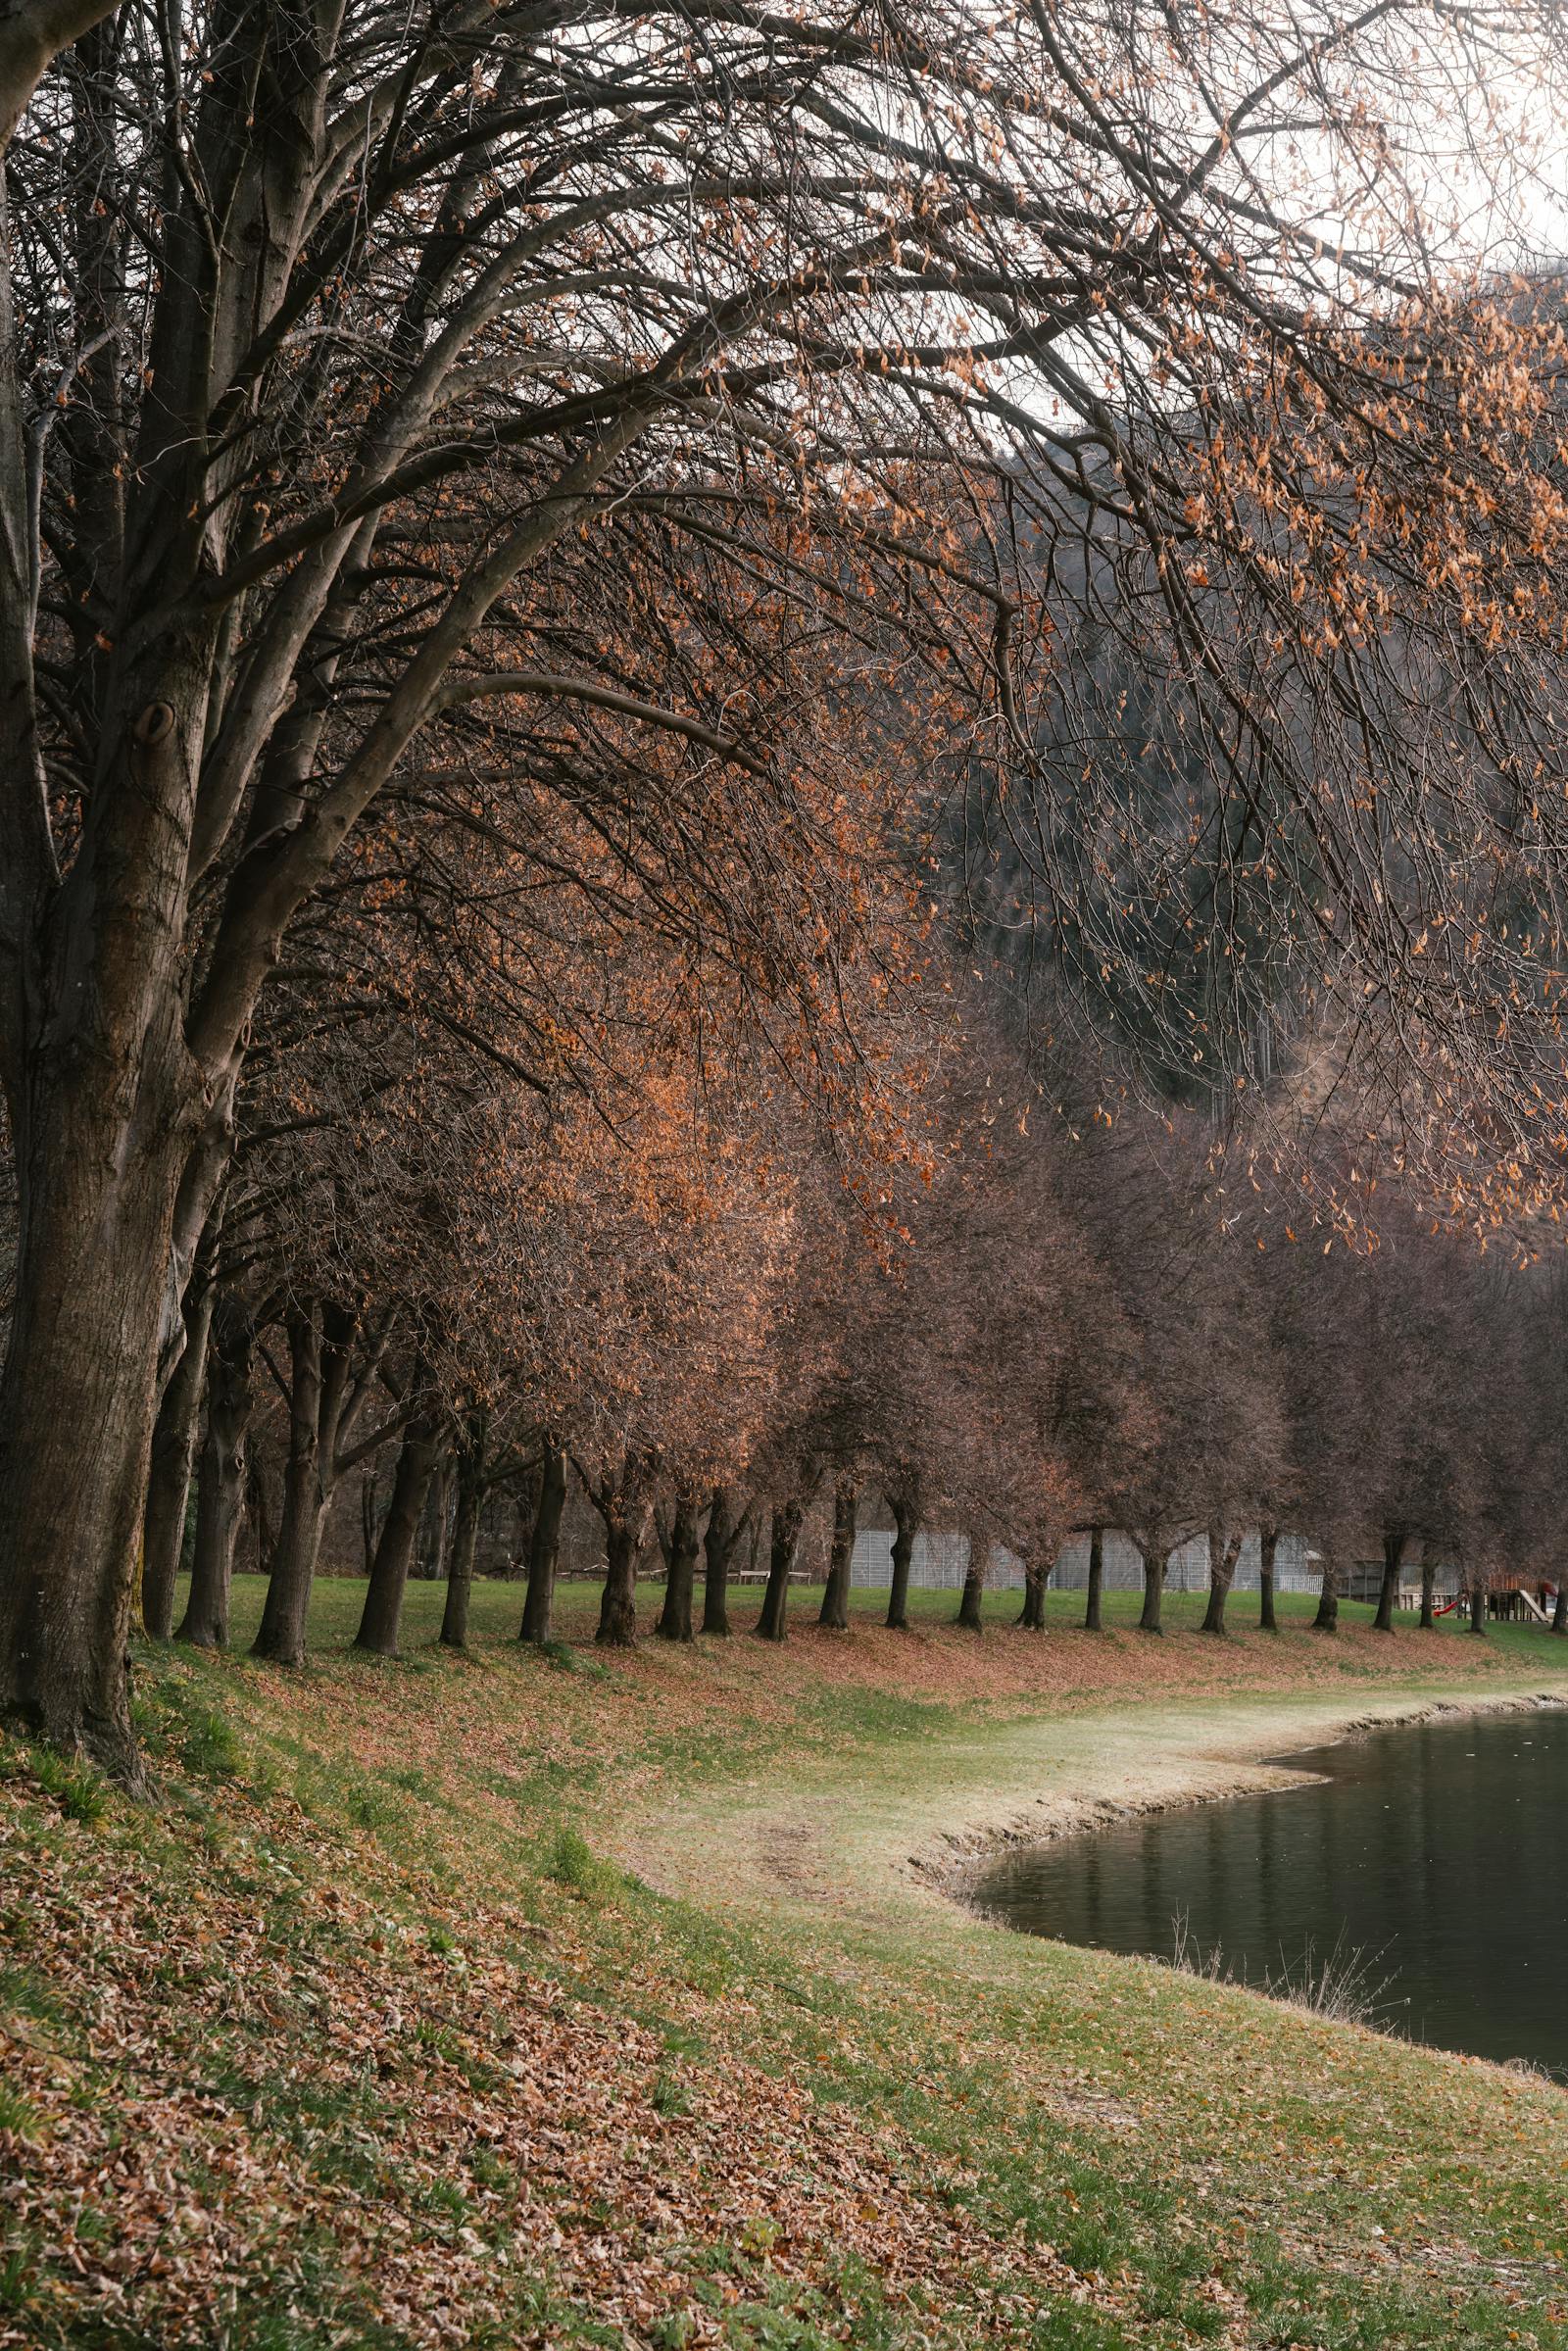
247, 1448, 273, 1578
1313, 1554, 1341, 1631
886, 1494, 918, 1630
1373, 1525, 1404, 1634
141, 1274, 216, 1640
702, 1485, 742, 1637
253, 1307, 329, 1667
356, 1404, 440, 1656
254, 1299, 388, 1666
0, 1042, 198, 1773
1258, 1524, 1279, 1633
1083, 1526, 1104, 1631
818, 1475, 856, 1630
1552, 1568, 1567, 1637
178, 1292, 253, 1649
1468, 1580, 1488, 1637
593, 1451, 646, 1646
1137, 1536, 1166, 1634
656, 1490, 701, 1641
440, 1415, 486, 1649
416, 1460, 453, 1580
756, 1497, 805, 1641
597, 1523, 639, 1646
1199, 1524, 1242, 1637
519, 1441, 566, 1643
1420, 1540, 1438, 1632
956, 1538, 985, 1630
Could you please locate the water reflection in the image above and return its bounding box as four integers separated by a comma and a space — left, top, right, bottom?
972, 1707, 1568, 2073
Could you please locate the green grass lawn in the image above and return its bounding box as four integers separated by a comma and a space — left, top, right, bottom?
4, 1571, 1567, 2348
236, 1565, 1549, 1647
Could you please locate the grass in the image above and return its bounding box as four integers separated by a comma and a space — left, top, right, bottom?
4, 1568, 1568, 2347
196, 1564, 1568, 1647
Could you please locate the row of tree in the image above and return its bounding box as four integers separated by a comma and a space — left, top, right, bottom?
9, 0, 1568, 1767
147, 939, 1568, 1667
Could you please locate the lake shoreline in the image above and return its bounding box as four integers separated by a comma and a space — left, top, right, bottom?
920, 1681, 1568, 1910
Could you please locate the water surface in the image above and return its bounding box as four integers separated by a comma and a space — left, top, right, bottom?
972, 1705, 1568, 2073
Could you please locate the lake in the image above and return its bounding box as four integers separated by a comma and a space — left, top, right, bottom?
971, 1703, 1568, 2074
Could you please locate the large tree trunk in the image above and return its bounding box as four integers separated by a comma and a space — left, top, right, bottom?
593, 1451, 646, 1647
656, 1490, 701, 1642
1552, 1565, 1567, 1637
1199, 1523, 1242, 1637
956, 1538, 985, 1631
519, 1442, 567, 1643
756, 1496, 805, 1642
597, 1524, 639, 1646
1420, 1540, 1438, 1631
178, 1292, 253, 1650
0, 1034, 199, 1775
1468, 1580, 1488, 1637
1258, 1524, 1279, 1633
1136, 1535, 1166, 1634
701, 1485, 743, 1637
1017, 1559, 1047, 1630
141, 1272, 216, 1640
885, 1494, 918, 1630
356, 1404, 440, 1657
1313, 1554, 1341, 1631
1083, 1526, 1104, 1631
440, 1415, 487, 1649
818, 1475, 856, 1630
1373, 1525, 1405, 1635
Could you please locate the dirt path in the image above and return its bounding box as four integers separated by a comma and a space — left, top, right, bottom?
618, 1673, 1568, 1934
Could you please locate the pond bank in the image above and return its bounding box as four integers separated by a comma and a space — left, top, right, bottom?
619, 1664, 1568, 1928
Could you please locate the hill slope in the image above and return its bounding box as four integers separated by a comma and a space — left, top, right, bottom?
3, 1577, 1567, 2349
